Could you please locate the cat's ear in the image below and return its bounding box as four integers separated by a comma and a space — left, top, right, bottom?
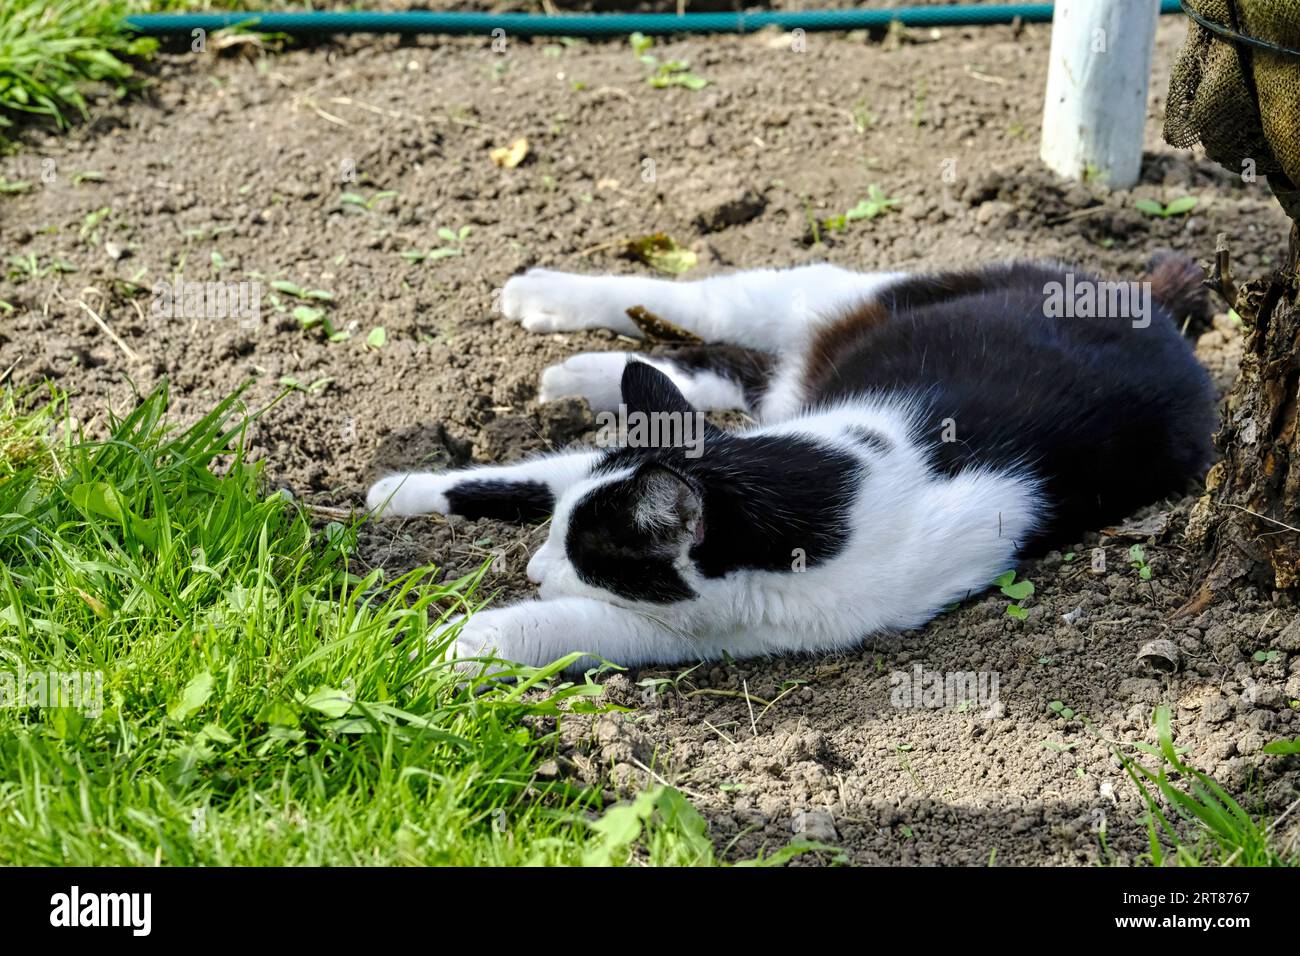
632, 464, 705, 545
621, 360, 695, 417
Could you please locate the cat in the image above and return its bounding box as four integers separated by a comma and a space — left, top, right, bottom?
367, 256, 1216, 675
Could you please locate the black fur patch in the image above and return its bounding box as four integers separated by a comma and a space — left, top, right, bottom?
808, 260, 1217, 551
565, 470, 698, 603
444, 479, 553, 522
682, 433, 860, 579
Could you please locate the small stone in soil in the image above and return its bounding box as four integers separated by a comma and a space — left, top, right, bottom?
791, 810, 838, 843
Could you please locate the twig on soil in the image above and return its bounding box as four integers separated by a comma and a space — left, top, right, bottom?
305, 504, 357, 521
1267, 793, 1300, 838
625, 756, 705, 801
625, 306, 703, 345
1046, 205, 1107, 226
680, 664, 834, 723
295, 96, 352, 128
682, 687, 774, 707
0, 355, 22, 387
328, 96, 409, 121
1254, 609, 1278, 645
701, 719, 738, 748
327, 94, 507, 135
75, 293, 138, 362
577, 238, 628, 258
964, 65, 1011, 86
755, 682, 807, 723
742, 679, 759, 738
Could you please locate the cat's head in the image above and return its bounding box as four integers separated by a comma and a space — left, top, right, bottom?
526, 361, 717, 606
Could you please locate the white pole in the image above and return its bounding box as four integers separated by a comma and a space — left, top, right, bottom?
1040, 0, 1161, 189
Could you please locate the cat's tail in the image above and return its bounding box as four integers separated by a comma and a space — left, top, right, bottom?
1144, 250, 1213, 332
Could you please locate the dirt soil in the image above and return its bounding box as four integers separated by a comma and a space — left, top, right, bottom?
2, 10, 1298, 865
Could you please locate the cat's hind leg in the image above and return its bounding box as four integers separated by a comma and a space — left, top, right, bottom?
538, 347, 772, 414
503, 264, 906, 351
366, 449, 599, 519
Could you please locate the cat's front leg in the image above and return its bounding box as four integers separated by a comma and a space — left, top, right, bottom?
367, 449, 600, 518
442, 598, 687, 675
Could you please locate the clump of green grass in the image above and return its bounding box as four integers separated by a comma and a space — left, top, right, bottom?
0, 1, 157, 146
0, 382, 723, 865
0, 1, 288, 148
1115, 706, 1296, 866
0, 385, 64, 481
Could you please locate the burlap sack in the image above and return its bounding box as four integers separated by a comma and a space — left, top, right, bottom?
1165, 0, 1300, 221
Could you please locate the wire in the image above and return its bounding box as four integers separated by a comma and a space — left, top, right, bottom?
1179, 0, 1300, 60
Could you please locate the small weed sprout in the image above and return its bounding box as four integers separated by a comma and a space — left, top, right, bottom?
1047, 699, 1077, 720
6, 253, 77, 282
821, 185, 900, 233
992, 570, 1034, 619
630, 33, 708, 90
402, 226, 471, 264
1135, 196, 1198, 218
270, 280, 346, 341
1128, 544, 1152, 580
340, 189, 397, 212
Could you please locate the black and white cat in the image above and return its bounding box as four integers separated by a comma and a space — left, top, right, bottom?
367, 257, 1216, 674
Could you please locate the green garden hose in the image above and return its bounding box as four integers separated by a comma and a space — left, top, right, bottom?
124, 1, 1187, 38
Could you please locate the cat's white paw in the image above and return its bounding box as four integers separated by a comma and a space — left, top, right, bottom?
451, 610, 513, 662
501, 269, 638, 335
501, 269, 591, 333
366, 472, 453, 517
422, 610, 521, 677
538, 352, 629, 411
427, 607, 587, 677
